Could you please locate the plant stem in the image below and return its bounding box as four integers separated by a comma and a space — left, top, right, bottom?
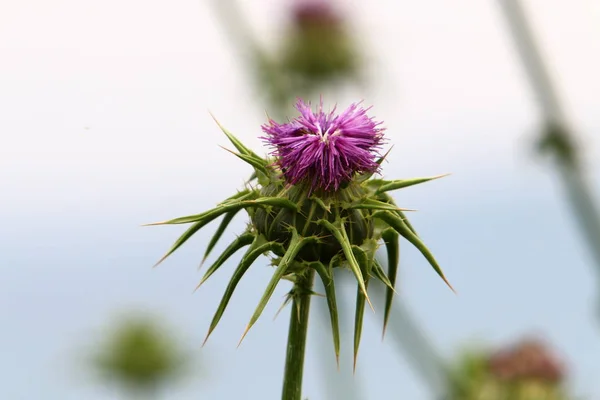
281, 269, 315, 400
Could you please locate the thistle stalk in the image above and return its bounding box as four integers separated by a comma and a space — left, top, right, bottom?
282, 269, 315, 400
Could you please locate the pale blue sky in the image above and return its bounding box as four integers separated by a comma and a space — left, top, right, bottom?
1, 0, 599, 399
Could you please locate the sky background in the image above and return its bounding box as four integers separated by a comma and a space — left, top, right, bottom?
1, 0, 600, 399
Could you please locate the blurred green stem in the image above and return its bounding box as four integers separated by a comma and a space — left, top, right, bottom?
282, 269, 315, 400
498, 1, 600, 282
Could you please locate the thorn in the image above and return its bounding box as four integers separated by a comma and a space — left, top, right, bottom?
142, 221, 167, 227
335, 354, 340, 371
193, 277, 207, 293
381, 325, 388, 341
219, 145, 237, 155
444, 278, 457, 294
198, 256, 208, 270
364, 291, 375, 313
353, 353, 359, 375
151, 256, 168, 269
201, 330, 212, 347
237, 325, 251, 348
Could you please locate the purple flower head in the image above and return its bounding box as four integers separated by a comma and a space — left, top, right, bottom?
291, 0, 341, 27
261, 99, 385, 192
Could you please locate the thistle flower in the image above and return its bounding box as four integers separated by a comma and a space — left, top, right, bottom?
281, 0, 359, 89
147, 98, 451, 398
262, 99, 384, 192
447, 340, 568, 400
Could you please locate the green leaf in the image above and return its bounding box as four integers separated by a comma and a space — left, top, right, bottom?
396, 209, 417, 235
152, 221, 204, 268
381, 228, 400, 337
219, 146, 269, 176
149, 191, 255, 267
147, 197, 297, 226
217, 189, 255, 205
210, 113, 263, 160
311, 261, 340, 367
196, 232, 256, 288
238, 230, 317, 345
379, 193, 418, 235
373, 211, 454, 292
371, 259, 395, 293
318, 219, 373, 311
375, 174, 449, 194
346, 198, 413, 212
201, 210, 240, 267
202, 239, 284, 345
351, 245, 370, 372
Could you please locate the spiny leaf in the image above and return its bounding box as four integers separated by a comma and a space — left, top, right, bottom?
371, 259, 396, 294
238, 230, 317, 345
373, 211, 455, 293
396, 209, 417, 235
219, 146, 269, 176
152, 221, 204, 268
146, 197, 297, 226
380, 193, 419, 235
351, 245, 370, 373
210, 113, 263, 161
381, 228, 400, 337
195, 232, 256, 289
149, 192, 254, 267
375, 174, 449, 194
201, 210, 240, 267
311, 261, 340, 367
318, 219, 373, 311
217, 189, 255, 205
202, 239, 283, 345
346, 198, 415, 212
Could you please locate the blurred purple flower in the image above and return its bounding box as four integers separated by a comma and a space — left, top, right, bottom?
292, 0, 341, 27
261, 98, 385, 192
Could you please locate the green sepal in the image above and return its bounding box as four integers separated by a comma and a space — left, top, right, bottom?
375, 174, 449, 194
311, 260, 340, 367
380, 227, 400, 337
201, 210, 240, 266
318, 219, 373, 311
147, 197, 298, 226
373, 211, 454, 292
195, 232, 256, 289
238, 230, 317, 345
202, 238, 284, 345
351, 245, 370, 372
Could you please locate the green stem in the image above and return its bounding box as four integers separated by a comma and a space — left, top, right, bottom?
281, 269, 315, 400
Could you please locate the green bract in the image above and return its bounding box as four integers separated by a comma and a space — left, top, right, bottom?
147, 120, 453, 368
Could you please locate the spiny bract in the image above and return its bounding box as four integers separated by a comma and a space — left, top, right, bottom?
147, 99, 453, 368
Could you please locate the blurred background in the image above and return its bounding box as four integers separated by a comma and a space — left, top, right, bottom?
1, 0, 599, 398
